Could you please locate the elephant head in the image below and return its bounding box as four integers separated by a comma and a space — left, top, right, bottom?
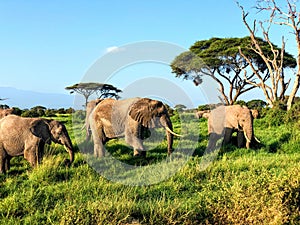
129, 98, 179, 155
46, 120, 75, 165
226, 105, 254, 148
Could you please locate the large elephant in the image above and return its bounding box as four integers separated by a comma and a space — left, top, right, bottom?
0, 108, 16, 119
207, 105, 257, 150
89, 97, 180, 157
0, 115, 74, 173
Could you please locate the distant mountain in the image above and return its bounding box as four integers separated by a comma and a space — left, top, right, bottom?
0, 87, 78, 109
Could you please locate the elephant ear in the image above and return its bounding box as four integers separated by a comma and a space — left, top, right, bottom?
129, 98, 163, 127
30, 120, 52, 144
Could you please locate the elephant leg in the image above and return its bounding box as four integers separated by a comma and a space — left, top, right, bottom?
125, 124, 145, 157
94, 140, 105, 157
37, 141, 45, 164
89, 120, 106, 157
0, 149, 7, 174
127, 136, 145, 157
207, 133, 219, 153
237, 131, 245, 148
4, 155, 11, 172
223, 128, 233, 145
24, 147, 38, 168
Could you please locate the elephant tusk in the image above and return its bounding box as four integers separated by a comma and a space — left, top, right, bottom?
244, 131, 251, 143
81, 123, 86, 130
254, 136, 261, 143
165, 126, 183, 137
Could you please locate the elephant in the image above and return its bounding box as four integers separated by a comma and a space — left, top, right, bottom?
0, 108, 16, 119
0, 115, 74, 174
195, 110, 210, 119
88, 97, 181, 157
207, 105, 258, 150
83, 98, 103, 141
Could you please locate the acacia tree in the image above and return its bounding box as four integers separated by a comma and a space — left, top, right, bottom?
171, 37, 295, 105
238, 0, 299, 110
65, 82, 122, 106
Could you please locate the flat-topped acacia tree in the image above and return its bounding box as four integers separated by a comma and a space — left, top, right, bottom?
65, 82, 122, 107
171, 37, 296, 106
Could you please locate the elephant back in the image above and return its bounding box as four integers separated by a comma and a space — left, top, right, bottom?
110, 98, 141, 134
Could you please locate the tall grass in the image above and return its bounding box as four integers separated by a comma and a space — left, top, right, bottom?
0, 112, 299, 224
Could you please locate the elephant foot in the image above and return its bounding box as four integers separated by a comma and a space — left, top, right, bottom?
133, 149, 146, 157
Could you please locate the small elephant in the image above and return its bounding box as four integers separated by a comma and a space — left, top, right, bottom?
207, 105, 258, 150
89, 97, 181, 157
0, 115, 74, 174
0, 108, 16, 119
195, 110, 210, 119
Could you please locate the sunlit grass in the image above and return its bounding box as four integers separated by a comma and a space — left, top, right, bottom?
0, 112, 300, 224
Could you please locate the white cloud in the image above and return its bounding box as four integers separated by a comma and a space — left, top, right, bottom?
105, 46, 122, 53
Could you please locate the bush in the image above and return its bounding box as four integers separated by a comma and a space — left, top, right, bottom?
263, 107, 286, 127
285, 101, 300, 123
246, 99, 267, 110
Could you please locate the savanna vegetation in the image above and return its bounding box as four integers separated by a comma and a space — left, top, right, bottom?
0, 101, 299, 225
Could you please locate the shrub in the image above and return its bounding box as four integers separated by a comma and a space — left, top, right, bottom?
263, 107, 286, 127
285, 101, 300, 123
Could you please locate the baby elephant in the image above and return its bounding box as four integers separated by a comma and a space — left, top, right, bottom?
0, 115, 74, 174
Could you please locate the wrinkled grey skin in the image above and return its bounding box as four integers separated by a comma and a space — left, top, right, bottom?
0, 108, 16, 119
84, 98, 103, 141
0, 115, 74, 173
207, 105, 255, 150
89, 97, 176, 157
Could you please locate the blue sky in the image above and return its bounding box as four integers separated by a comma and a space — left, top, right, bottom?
0, 0, 298, 108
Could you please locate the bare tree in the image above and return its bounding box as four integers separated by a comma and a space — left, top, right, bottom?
238, 0, 299, 109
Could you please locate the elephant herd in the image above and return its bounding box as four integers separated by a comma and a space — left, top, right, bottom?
0, 98, 260, 174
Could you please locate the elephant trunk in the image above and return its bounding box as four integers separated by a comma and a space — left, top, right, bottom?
64, 136, 74, 165
160, 114, 174, 155
59, 132, 75, 166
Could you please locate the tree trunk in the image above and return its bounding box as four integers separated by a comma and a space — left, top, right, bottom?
287, 73, 300, 110
287, 37, 300, 110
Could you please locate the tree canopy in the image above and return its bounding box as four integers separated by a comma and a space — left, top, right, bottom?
171, 36, 296, 105
65, 82, 122, 106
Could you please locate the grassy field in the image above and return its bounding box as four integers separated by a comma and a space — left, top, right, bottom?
0, 110, 299, 224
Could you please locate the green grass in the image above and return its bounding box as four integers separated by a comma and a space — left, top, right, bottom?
0, 113, 300, 224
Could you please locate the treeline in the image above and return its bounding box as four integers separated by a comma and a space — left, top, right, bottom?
0, 105, 75, 117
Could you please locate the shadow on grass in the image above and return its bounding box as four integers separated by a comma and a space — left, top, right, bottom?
266, 132, 292, 153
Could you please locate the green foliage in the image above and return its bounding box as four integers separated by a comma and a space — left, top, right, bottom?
12, 107, 22, 116
0, 113, 300, 224
246, 99, 267, 110
285, 100, 300, 123
65, 82, 122, 105
21, 106, 46, 117
234, 100, 247, 106
197, 104, 211, 111
0, 104, 9, 109
261, 106, 287, 127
